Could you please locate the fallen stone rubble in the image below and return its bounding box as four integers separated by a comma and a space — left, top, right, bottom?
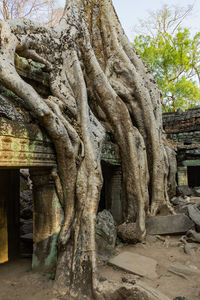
107, 195, 200, 300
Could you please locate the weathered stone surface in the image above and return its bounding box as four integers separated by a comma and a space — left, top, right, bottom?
173, 296, 188, 300
163, 108, 200, 134
146, 214, 194, 235
20, 220, 33, 235
190, 197, 200, 204
0, 119, 56, 168
184, 242, 199, 255
30, 169, 63, 272
20, 233, 33, 241
95, 210, 117, 257
186, 229, 200, 243
103, 282, 170, 300
193, 187, 200, 197
171, 196, 191, 214
0, 94, 56, 168
109, 251, 158, 279
169, 264, 200, 276
173, 297, 189, 300
188, 204, 200, 226
117, 222, 139, 244
177, 185, 193, 197
21, 207, 32, 220
171, 196, 190, 206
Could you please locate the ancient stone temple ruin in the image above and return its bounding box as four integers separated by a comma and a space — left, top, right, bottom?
0, 93, 63, 269
163, 108, 200, 191
0, 55, 199, 270
0, 93, 122, 269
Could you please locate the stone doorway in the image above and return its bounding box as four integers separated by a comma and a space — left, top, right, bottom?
99, 161, 123, 224
0, 169, 33, 263
0, 168, 62, 272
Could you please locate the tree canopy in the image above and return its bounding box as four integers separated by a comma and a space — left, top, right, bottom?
134, 5, 200, 112
0, 0, 63, 25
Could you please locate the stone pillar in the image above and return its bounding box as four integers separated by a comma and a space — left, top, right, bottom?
110, 167, 123, 224
0, 170, 20, 264
30, 168, 63, 272
177, 166, 188, 186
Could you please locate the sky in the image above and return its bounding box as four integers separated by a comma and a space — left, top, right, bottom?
58, 0, 200, 41
112, 0, 200, 40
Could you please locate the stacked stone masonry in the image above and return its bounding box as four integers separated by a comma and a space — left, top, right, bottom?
163, 108, 200, 188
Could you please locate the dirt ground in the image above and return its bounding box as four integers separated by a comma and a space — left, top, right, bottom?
99, 236, 200, 300
0, 236, 200, 300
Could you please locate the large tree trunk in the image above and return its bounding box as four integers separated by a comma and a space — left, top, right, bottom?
0, 0, 175, 298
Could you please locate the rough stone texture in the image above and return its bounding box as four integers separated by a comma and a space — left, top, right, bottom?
30, 169, 63, 272
20, 219, 33, 235
190, 197, 200, 204
194, 187, 200, 197
169, 264, 200, 276
109, 251, 158, 279
186, 229, 200, 243
95, 210, 117, 257
21, 207, 32, 220
15, 54, 50, 97
103, 282, 170, 300
184, 242, 199, 255
146, 214, 194, 235
101, 133, 120, 165
188, 204, 200, 226
173, 297, 189, 300
163, 108, 200, 135
171, 196, 190, 206
117, 222, 139, 244
0, 94, 56, 168
177, 186, 193, 197
171, 196, 191, 214
20, 233, 33, 241
163, 109, 200, 189
177, 167, 188, 186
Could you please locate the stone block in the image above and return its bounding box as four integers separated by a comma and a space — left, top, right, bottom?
188, 204, 200, 226
95, 210, 117, 258
146, 214, 194, 235
177, 185, 193, 196
109, 251, 158, 279
104, 281, 170, 300
194, 187, 200, 197
169, 264, 200, 276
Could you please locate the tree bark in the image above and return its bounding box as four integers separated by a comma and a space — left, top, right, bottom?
0, 0, 175, 298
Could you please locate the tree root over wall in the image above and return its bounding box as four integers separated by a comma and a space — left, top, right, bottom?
0, 1, 176, 298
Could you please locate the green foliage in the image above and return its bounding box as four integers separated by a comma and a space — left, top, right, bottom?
48, 273, 56, 280
134, 28, 200, 112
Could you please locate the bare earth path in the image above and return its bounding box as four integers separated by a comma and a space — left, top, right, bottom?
0, 259, 54, 300
1, 236, 200, 300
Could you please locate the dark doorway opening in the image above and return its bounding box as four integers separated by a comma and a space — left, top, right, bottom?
188, 166, 200, 187
0, 170, 20, 263
99, 161, 122, 223
99, 161, 115, 212
19, 169, 33, 258
0, 169, 33, 264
